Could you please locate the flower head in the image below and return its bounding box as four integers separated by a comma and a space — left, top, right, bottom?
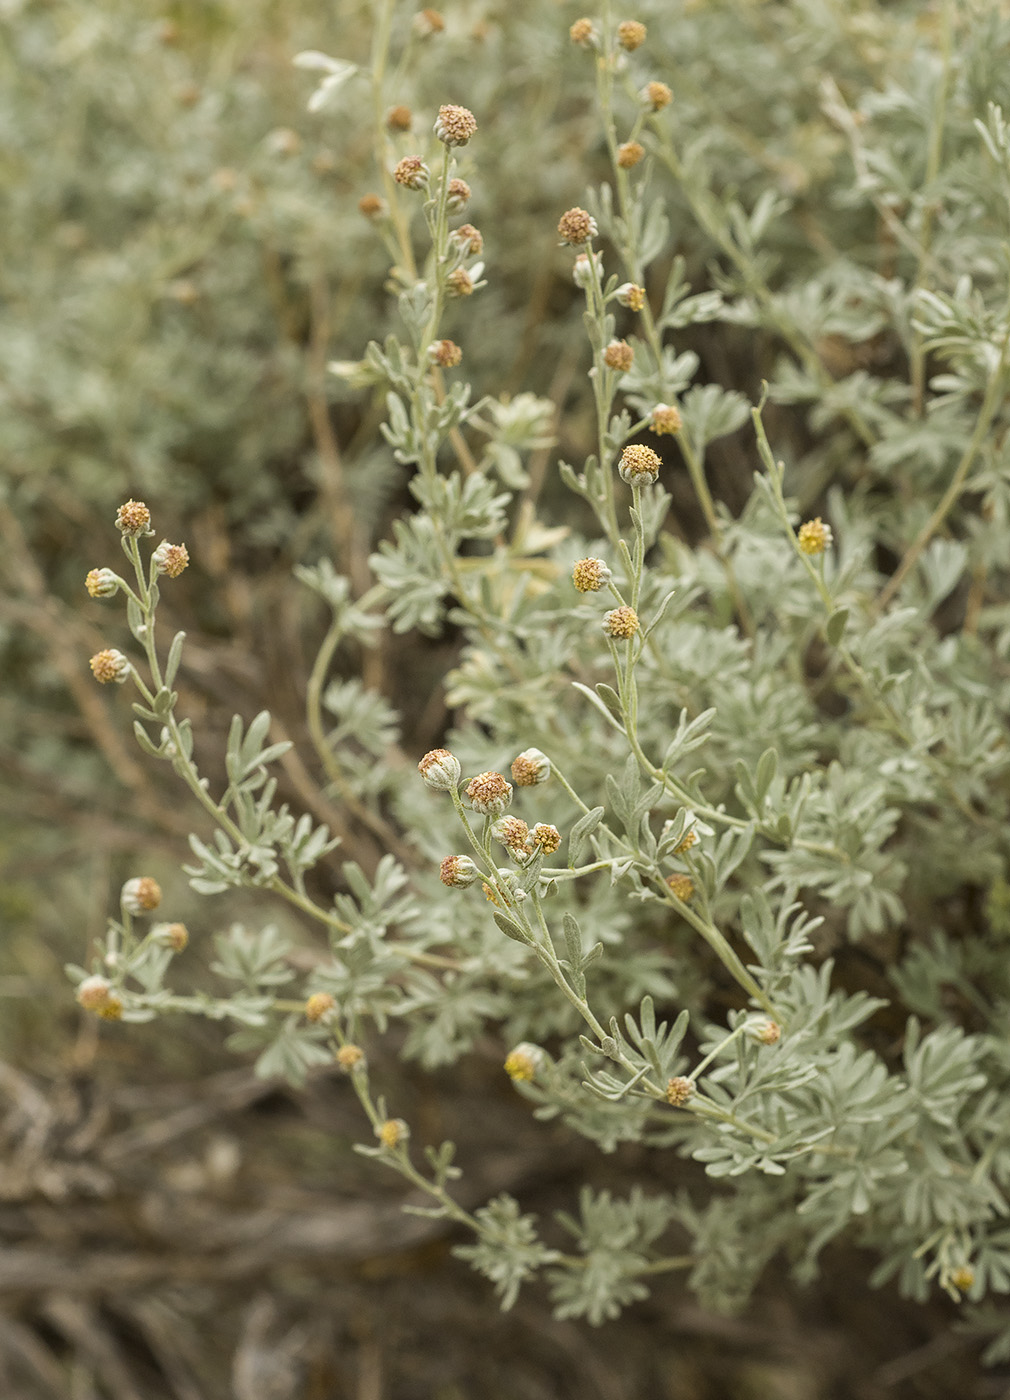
414, 8, 444, 36
569, 17, 598, 47
617, 19, 647, 50
504, 1043, 546, 1081
428, 338, 463, 368
491, 816, 532, 857
393, 155, 430, 190
358, 193, 386, 218
617, 140, 645, 169
115, 500, 152, 537
434, 103, 477, 147
446, 178, 471, 212
447, 267, 475, 297
440, 854, 482, 887
86, 568, 120, 599
572, 250, 604, 289
304, 992, 336, 1023
616, 282, 645, 311
557, 207, 598, 246
642, 80, 673, 111
666, 873, 694, 901
152, 541, 189, 577
666, 1075, 695, 1107
531, 823, 561, 856
950, 1265, 975, 1294
418, 748, 461, 790
122, 876, 162, 914
336, 1043, 365, 1072
466, 771, 513, 816
604, 339, 634, 372
511, 748, 550, 787
77, 975, 113, 1012
89, 648, 131, 685
572, 557, 612, 593
746, 1016, 782, 1045
377, 1118, 409, 1149
386, 104, 412, 131
650, 403, 682, 435
153, 922, 189, 952
618, 442, 661, 485
602, 605, 640, 639
797, 517, 833, 555
450, 223, 483, 255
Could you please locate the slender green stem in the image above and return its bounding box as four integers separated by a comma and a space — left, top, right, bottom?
876, 349, 1010, 611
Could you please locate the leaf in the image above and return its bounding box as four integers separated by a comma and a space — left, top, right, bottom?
826, 607, 849, 646
569, 806, 605, 867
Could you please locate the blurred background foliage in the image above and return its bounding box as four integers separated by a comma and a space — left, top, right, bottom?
3, 0, 1010, 1393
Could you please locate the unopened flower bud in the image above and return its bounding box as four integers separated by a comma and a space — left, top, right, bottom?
572, 251, 603, 290
746, 1017, 782, 1045
86, 568, 120, 599
115, 500, 152, 537
152, 541, 189, 577
797, 517, 833, 555
153, 922, 189, 952
121, 876, 162, 914
440, 854, 482, 887
511, 749, 550, 786
450, 223, 483, 255
572, 557, 612, 593
504, 1042, 546, 1081
434, 103, 477, 147
446, 178, 471, 212
666, 1075, 694, 1107
394, 155, 430, 190
89, 649, 131, 685
466, 771, 513, 816
418, 748, 462, 790
557, 207, 598, 246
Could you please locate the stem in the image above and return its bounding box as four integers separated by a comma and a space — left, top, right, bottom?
875, 350, 1010, 611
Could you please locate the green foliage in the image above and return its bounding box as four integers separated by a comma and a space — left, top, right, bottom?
16, 0, 1010, 1353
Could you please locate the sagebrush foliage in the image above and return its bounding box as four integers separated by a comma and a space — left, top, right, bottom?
34, 0, 1010, 1352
